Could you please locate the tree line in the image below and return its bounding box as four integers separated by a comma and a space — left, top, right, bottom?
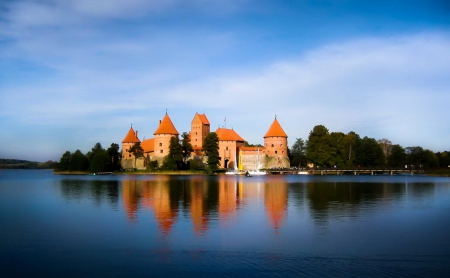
56, 143, 121, 172
289, 125, 449, 169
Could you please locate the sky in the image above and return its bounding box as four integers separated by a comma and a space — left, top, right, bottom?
1, 0, 450, 162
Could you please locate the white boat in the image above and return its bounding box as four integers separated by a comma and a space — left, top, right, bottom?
298, 170, 311, 175
248, 170, 266, 176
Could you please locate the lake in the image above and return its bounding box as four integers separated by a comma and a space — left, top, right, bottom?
1, 170, 450, 277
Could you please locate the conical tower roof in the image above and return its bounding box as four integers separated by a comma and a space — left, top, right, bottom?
264, 118, 288, 138
154, 113, 179, 135
122, 127, 141, 143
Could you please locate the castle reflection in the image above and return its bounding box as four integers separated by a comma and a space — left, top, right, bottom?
120, 176, 291, 236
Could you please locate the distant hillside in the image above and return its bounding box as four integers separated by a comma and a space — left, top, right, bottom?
0, 159, 55, 169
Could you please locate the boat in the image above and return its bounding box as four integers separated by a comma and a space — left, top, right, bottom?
298, 170, 311, 175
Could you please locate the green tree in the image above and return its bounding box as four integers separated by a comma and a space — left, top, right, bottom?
70, 149, 89, 171
57, 151, 72, 171
355, 137, 385, 167
328, 132, 347, 167
129, 142, 144, 169
89, 150, 111, 172
203, 132, 220, 173
163, 136, 183, 170
388, 144, 406, 167
87, 142, 104, 162
107, 143, 121, 171
290, 138, 307, 168
306, 125, 331, 167
181, 132, 194, 169
436, 151, 450, 168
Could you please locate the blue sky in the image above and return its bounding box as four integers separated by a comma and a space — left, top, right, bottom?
1, 0, 450, 161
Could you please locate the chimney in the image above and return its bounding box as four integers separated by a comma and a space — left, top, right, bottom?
136, 130, 138, 138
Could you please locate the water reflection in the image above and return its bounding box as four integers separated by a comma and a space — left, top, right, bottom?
59, 176, 441, 236
305, 182, 438, 227
60, 179, 119, 208
264, 180, 288, 230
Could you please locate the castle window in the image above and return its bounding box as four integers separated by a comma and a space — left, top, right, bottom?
196, 132, 197, 135
159, 143, 162, 147
271, 144, 274, 147
226, 146, 228, 151
282, 151, 284, 154
160, 150, 163, 154
280, 143, 283, 147
275, 151, 278, 154
129, 154, 131, 157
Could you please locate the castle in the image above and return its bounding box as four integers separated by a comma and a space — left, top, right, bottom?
121, 112, 290, 170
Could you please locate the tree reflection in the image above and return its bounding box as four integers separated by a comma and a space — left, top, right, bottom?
60, 179, 119, 208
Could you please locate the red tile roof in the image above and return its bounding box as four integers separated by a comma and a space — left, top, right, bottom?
122, 127, 141, 143
198, 114, 210, 125
239, 146, 265, 151
216, 128, 245, 142
193, 113, 210, 125
264, 118, 288, 138
154, 114, 179, 135
141, 138, 154, 153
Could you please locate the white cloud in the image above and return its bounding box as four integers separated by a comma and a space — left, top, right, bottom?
150, 33, 450, 149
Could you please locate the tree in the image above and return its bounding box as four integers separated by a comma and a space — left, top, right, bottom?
163, 136, 183, 170
57, 151, 72, 171
378, 139, 392, 164
406, 146, 438, 168
70, 149, 89, 171
107, 143, 121, 171
354, 136, 385, 167
306, 125, 331, 167
87, 142, 104, 162
341, 132, 359, 167
89, 150, 111, 172
181, 132, 194, 168
328, 132, 347, 167
203, 132, 220, 172
129, 142, 144, 169
290, 138, 307, 168
388, 145, 406, 167
436, 151, 450, 168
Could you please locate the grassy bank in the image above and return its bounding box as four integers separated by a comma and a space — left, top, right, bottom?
424, 168, 450, 177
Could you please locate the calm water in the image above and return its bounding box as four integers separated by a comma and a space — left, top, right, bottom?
1, 170, 450, 277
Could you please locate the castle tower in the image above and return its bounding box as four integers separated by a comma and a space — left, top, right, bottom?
121, 126, 141, 169
264, 117, 290, 168
153, 113, 179, 159
190, 113, 210, 151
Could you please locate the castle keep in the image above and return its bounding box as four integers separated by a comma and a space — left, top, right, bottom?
121, 112, 290, 170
